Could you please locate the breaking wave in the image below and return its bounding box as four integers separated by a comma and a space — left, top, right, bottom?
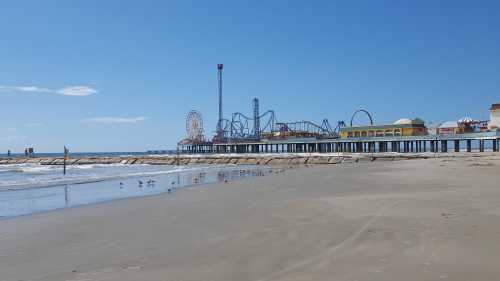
0, 163, 222, 190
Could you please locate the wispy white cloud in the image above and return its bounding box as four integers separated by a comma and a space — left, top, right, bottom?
0, 85, 97, 96
83, 116, 148, 124
57, 86, 97, 96
0, 86, 52, 93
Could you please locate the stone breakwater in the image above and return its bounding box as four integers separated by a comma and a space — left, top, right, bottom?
1, 152, 496, 166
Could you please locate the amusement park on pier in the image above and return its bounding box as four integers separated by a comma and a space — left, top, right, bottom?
178, 64, 500, 154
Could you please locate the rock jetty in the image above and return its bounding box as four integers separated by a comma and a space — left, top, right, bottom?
0, 152, 495, 166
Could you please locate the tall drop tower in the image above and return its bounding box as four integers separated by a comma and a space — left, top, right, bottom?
253, 98, 260, 138
217, 64, 224, 139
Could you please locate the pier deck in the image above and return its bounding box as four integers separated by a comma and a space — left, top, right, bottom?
182, 132, 500, 154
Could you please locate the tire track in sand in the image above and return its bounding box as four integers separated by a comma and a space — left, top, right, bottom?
254, 200, 406, 281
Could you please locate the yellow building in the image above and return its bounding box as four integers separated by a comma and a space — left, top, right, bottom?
340, 118, 427, 138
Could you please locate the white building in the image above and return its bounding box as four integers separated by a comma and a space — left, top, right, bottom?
490, 104, 500, 130
426, 122, 439, 135
438, 121, 459, 135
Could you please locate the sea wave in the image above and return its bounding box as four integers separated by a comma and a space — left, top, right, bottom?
0, 163, 149, 174
0, 164, 220, 191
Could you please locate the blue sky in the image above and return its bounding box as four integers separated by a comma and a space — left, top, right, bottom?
1, 0, 499, 152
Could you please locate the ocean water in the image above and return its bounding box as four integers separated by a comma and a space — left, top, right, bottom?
0, 151, 173, 158
0, 163, 274, 218
0, 163, 199, 190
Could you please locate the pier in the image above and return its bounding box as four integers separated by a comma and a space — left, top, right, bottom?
176, 65, 500, 158
180, 132, 500, 154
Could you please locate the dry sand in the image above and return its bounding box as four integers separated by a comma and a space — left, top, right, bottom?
1, 155, 500, 281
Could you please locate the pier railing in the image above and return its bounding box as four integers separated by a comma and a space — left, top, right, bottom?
182, 131, 499, 154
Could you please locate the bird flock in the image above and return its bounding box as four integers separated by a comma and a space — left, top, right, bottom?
118, 178, 173, 193
116, 169, 277, 194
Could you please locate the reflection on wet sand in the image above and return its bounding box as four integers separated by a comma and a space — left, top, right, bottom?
0, 166, 277, 218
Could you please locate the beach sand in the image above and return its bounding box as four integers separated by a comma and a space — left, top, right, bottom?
1, 155, 500, 281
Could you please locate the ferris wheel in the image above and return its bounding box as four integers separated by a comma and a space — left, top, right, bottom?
186, 110, 204, 141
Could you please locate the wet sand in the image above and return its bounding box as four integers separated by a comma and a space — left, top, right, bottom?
1, 155, 500, 281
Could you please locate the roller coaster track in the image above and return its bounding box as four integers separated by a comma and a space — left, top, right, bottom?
230, 110, 276, 139
275, 119, 344, 138
350, 109, 373, 127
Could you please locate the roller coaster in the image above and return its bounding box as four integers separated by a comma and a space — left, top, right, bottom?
213, 98, 346, 143
271, 119, 345, 139
229, 110, 276, 140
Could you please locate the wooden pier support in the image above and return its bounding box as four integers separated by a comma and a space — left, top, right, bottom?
441, 140, 448, 153
203, 132, 500, 156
